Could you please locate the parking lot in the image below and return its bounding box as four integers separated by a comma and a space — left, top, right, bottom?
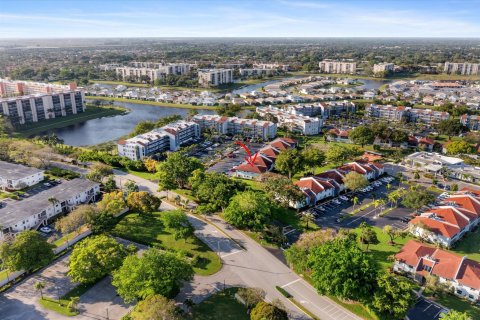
207, 142, 265, 174
407, 297, 447, 320
304, 176, 415, 231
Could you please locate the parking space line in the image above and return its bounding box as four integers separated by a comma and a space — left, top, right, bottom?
220, 250, 244, 258
281, 278, 302, 288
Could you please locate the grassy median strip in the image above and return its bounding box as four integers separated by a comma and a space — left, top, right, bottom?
39, 281, 97, 316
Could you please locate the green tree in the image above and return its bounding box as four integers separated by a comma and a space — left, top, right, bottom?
301, 148, 325, 175
156, 114, 182, 127
124, 180, 140, 195
261, 173, 304, 208
371, 272, 416, 319
34, 281, 46, 299
112, 249, 193, 303
413, 172, 420, 180
96, 191, 126, 215
326, 144, 350, 166
359, 222, 379, 251
435, 119, 468, 138
156, 152, 204, 189
0, 231, 55, 272
250, 301, 288, 320
68, 297, 80, 313
440, 310, 472, 320
126, 191, 161, 214
349, 126, 375, 147
308, 233, 377, 302
130, 294, 180, 320
446, 140, 474, 155
86, 162, 113, 182
162, 210, 194, 242
68, 235, 127, 284
343, 171, 369, 192
383, 225, 406, 245
103, 176, 118, 193
275, 148, 304, 179
236, 287, 266, 310
130, 120, 156, 137
223, 191, 272, 231
401, 190, 435, 211
87, 211, 117, 234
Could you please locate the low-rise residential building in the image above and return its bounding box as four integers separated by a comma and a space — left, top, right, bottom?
239, 68, 276, 77
373, 63, 395, 74
192, 114, 276, 140
198, 69, 233, 87
256, 106, 322, 135
0, 161, 44, 190
253, 63, 291, 71
115, 63, 191, 82
409, 193, 480, 247
405, 152, 464, 174
0, 178, 100, 239
318, 60, 356, 74
444, 62, 480, 75
460, 114, 480, 131
0, 79, 85, 127
234, 138, 297, 180
394, 240, 480, 302
327, 128, 351, 143
118, 120, 200, 160
365, 104, 450, 125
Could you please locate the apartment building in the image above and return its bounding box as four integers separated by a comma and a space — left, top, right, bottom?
409, 192, 480, 247
273, 101, 355, 119
373, 63, 395, 74
198, 69, 233, 87
117, 120, 200, 160
444, 62, 480, 75
460, 114, 480, 131
394, 240, 480, 302
365, 104, 450, 125
318, 60, 356, 74
116, 63, 191, 82
192, 114, 276, 140
0, 178, 100, 239
256, 106, 322, 135
0, 161, 44, 190
239, 68, 276, 77
0, 79, 85, 127
253, 63, 291, 71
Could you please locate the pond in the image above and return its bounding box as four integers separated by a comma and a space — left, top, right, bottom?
40, 102, 215, 146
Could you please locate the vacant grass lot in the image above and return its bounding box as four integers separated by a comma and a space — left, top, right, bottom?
452, 227, 480, 262
112, 211, 221, 276
189, 288, 248, 320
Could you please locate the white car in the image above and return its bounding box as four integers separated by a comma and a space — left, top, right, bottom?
339, 196, 349, 201
40, 226, 53, 233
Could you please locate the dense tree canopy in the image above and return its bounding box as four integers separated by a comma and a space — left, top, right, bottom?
440, 310, 472, 320
435, 119, 468, 137
0, 231, 55, 272
223, 191, 272, 231
112, 248, 193, 303
261, 173, 304, 208
275, 148, 304, 179
371, 272, 416, 319
445, 140, 474, 155
156, 152, 204, 190
96, 191, 126, 215
301, 148, 326, 175
326, 144, 350, 165
349, 126, 375, 147
126, 191, 161, 214
68, 235, 127, 283
343, 171, 369, 192
250, 301, 288, 320
130, 294, 180, 320
401, 189, 435, 210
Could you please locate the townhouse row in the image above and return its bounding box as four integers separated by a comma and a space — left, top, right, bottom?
0, 160, 45, 190
234, 138, 298, 180
394, 240, 480, 302
365, 104, 450, 125
256, 106, 323, 135
409, 189, 480, 248
293, 160, 385, 208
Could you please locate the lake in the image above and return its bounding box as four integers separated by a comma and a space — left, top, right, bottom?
42, 102, 214, 146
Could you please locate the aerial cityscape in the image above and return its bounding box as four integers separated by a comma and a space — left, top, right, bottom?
1, 1, 480, 320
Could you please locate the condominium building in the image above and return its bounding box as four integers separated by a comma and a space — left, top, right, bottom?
0, 79, 85, 127
373, 63, 395, 74
460, 114, 480, 131
0, 178, 100, 239
192, 114, 276, 140
318, 60, 356, 74
366, 104, 450, 125
444, 62, 480, 75
256, 106, 323, 135
0, 161, 44, 190
253, 63, 291, 71
118, 120, 200, 160
239, 68, 276, 77
281, 101, 355, 119
115, 63, 191, 82
198, 69, 233, 87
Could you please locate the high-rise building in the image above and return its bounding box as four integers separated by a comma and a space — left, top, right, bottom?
198, 69, 233, 87
444, 62, 480, 75
318, 60, 356, 74
0, 79, 85, 127
373, 63, 395, 74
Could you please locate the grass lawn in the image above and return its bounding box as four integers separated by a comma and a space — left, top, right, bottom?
353, 226, 413, 271
172, 189, 198, 202
128, 169, 157, 181
423, 289, 480, 319
112, 211, 221, 275
189, 288, 248, 320
328, 296, 380, 320
39, 281, 97, 316
52, 226, 88, 248
89, 80, 150, 87
452, 227, 480, 262
15, 106, 127, 137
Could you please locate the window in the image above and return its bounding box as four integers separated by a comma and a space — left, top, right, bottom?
423, 265, 432, 272
457, 289, 463, 295
469, 294, 474, 300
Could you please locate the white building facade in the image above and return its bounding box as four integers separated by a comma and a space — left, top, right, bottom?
198, 69, 233, 87
318, 60, 356, 74
0, 161, 44, 190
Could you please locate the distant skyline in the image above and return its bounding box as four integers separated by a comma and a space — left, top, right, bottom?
1, 0, 480, 38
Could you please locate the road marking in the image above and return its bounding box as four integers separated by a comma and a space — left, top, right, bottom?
281, 278, 302, 288
423, 304, 433, 312
220, 250, 244, 258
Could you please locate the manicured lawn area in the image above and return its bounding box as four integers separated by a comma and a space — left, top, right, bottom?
189, 288, 249, 320
328, 296, 380, 320
39, 281, 98, 316
452, 227, 480, 262
172, 189, 197, 202
15, 106, 127, 137
112, 211, 221, 275
128, 169, 156, 181
233, 178, 264, 192
353, 226, 413, 271
424, 289, 480, 319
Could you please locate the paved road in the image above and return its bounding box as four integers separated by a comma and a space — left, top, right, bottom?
117, 171, 362, 320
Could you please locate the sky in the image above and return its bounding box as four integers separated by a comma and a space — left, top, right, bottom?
0, 0, 480, 38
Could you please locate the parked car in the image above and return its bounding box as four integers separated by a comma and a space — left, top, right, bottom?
339, 196, 349, 201
40, 226, 53, 233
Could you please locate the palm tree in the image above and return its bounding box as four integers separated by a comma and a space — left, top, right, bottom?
373, 199, 386, 216
352, 196, 359, 212
34, 281, 46, 299
301, 212, 315, 230
48, 197, 59, 206
68, 297, 80, 312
